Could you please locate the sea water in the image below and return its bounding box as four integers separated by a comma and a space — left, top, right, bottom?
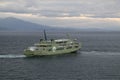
0, 31, 120, 80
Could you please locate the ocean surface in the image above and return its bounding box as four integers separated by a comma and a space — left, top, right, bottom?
0, 31, 120, 80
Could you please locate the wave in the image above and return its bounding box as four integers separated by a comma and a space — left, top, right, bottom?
81, 51, 120, 55
0, 54, 26, 58
0, 51, 120, 59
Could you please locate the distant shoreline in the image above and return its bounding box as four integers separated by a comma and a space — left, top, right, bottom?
0, 31, 120, 36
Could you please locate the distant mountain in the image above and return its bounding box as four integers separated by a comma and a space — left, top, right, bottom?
0, 17, 80, 32
0, 17, 51, 31
0, 17, 116, 32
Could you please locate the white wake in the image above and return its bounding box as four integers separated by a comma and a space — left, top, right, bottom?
0, 54, 26, 58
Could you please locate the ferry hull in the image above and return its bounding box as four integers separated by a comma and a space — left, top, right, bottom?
24, 47, 81, 57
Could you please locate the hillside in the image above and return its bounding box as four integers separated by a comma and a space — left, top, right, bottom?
0, 17, 50, 31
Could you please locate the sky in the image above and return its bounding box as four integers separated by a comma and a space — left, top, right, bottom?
0, 0, 120, 30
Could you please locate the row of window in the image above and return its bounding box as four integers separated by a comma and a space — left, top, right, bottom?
35, 45, 79, 51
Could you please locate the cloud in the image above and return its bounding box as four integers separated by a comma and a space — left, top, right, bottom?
0, 0, 120, 30
0, 0, 120, 17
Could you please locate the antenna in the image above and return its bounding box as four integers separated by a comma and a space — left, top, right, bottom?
44, 29, 47, 40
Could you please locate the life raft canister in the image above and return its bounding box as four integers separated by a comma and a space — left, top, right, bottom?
52, 46, 56, 52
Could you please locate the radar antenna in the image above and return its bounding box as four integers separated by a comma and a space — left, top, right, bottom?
44, 29, 47, 40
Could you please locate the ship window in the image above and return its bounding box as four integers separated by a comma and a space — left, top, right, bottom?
39, 45, 52, 47
48, 49, 52, 51
56, 47, 64, 50
66, 46, 72, 49
75, 46, 79, 48
56, 42, 63, 44
56, 41, 67, 44
59, 43, 66, 46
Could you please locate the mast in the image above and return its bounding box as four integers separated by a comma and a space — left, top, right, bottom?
44, 29, 47, 40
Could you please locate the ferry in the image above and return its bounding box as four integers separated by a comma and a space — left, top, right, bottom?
24, 30, 81, 57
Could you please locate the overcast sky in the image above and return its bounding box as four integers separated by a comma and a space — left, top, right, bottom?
0, 0, 120, 30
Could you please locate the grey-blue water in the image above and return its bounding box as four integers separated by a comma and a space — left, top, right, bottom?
0, 31, 120, 80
